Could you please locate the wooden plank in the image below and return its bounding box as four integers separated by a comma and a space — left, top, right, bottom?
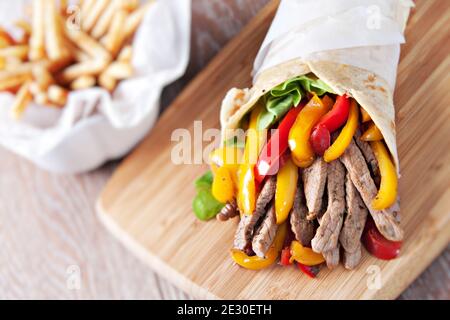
97, 0, 450, 299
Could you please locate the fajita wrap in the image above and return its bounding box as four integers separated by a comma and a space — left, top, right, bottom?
194, 0, 412, 274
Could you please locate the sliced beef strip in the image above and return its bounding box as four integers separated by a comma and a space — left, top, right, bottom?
233, 176, 276, 250
323, 245, 340, 269
252, 203, 278, 258
339, 172, 368, 253
302, 157, 327, 220
343, 244, 362, 270
354, 130, 380, 184
311, 160, 346, 253
339, 139, 403, 241
290, 182, 315, 246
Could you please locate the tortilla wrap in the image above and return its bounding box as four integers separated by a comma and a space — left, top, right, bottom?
220, 59, 400, 173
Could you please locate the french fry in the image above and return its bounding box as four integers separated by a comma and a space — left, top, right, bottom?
122, 0, 140, 12
0, 28, 16, 48
44, 0, 65, 60
98, 72, 117, 92
91, 0, 119, 39
117, 45, 133, 63
0, 45, 29, 61
11, 81, 32, 119
15, 20, 32, 44
0, 66, 33, 91
15, 20, 32, 36
32, 64, 54, 90
63, 38, 90, 62
60, 59, 108, 83
47, 84, 68, 107
103, 61, 133, 80
82, 0, 109, 33
124, 0, 155, 39
80, 0, 95, 19
0, 75, 31, 92
34, 90, 49, 106
59, 0, 68, 16
0, 57, 5, 70
29, 0, 46, 61
101, 9, 128, 57
65, 28, 111, 61
44, 56, 74, 74
70, 75, 96, 90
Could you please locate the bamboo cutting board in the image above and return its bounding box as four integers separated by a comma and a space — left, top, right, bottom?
97, 0, 450, 299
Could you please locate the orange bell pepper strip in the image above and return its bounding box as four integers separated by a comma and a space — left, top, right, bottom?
212, 166, 235, 203
361, 107, 371, 123
288, 95, 333, 167
371, 141, 398, 210
210, 146, 243, 189
289, 240, 325, 266
323, 100, 359, 162
361, 122, 383, 141
275, 158, 298, 224
230, 222, 287, 270
237, 104, 266, 215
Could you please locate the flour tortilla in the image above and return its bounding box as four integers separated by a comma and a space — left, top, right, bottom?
220, 58, 400, 173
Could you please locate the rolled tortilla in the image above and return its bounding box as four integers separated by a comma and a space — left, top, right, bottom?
221, 60, 399, 171
220, 0, 413, 174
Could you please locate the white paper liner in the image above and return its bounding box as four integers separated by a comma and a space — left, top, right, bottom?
253, 0, 413, 91
0, 0, 191, 173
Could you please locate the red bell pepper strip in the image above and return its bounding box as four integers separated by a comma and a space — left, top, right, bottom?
362, 217, 402, 260
297, 263, 320, 278
280, 248, 292, 266
310, 95, 350, 155
255, 103, 305, 183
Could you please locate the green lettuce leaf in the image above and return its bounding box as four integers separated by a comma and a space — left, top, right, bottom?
193, 171, 224, 221
256, 75, 335, 130
223, 136, 245, 149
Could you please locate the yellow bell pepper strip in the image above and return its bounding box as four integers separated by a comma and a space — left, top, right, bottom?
230, 222, 287, 270
289, 240, 325, 266
370, 141, 398, 210
212, 166, 235, 203
323, 100, 359, 162
361, 107, 371, 122
237, 165, 256, 215
361, 122, 383, 141
275, 158, 298, 224
209, 146, 243, 189
288, 95, 333, 167
237, 105, 266, 215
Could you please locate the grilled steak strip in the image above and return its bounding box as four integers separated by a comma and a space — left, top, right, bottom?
339, 172, 368, 253
217, 200, 239, 221
233, 176, 276, 250
355, 131, 379, 177
343, 244, 362, 270
303, 157, 327, 220
340, 139, 403, 241
311, 160, 346, 253
323, 245, 340, 269
290, 182, 315, 246
252, 203, 278, 258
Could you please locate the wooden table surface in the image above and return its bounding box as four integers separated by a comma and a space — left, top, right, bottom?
0, 0, 448, 300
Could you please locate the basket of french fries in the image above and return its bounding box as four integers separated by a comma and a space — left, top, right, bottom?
0, 0, 190, 173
